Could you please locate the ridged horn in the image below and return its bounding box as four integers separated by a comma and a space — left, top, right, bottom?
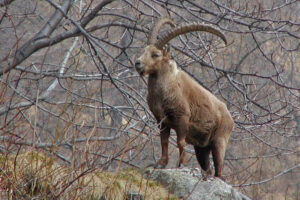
147, 17, 176, 45
155, 22, 227, 49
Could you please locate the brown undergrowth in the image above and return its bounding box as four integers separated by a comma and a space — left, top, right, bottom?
0, 150, 176, 199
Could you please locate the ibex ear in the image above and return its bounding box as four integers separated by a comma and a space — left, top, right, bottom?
165, 44, 171, 53
162, 45, 171, 57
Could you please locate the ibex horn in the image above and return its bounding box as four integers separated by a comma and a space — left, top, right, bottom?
155, 22, 227, 49
148, 17, 176, 45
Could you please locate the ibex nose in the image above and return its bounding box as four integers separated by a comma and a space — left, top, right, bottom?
135, 60, 142, 71
135, 60, 144, 75
135, 60, 141, 68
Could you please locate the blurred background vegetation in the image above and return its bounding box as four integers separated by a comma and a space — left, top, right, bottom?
0, 0, 299, 199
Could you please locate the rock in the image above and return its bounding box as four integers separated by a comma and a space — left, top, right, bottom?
144, 168, 250, 200
126, 191, 143, 200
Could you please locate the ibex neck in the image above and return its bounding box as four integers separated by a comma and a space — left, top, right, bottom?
148, 59, 178, 80
147, 59, 179, 94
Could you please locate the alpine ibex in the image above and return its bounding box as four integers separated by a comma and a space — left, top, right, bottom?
135, 18, 233, 178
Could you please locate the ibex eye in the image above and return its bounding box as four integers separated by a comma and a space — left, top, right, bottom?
151, 53, 159, 58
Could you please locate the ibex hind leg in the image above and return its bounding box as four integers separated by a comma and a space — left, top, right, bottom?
194, 145, 212, 179
211, 137, 227, 179
194, 146, 211, 171
211, 121, 232, 179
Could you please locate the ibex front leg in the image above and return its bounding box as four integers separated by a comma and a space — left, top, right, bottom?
174, 117, 189, 168
155, 125, 170, 168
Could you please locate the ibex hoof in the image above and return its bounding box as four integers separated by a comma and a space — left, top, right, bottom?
178, 163, 187, 169
154, 163, 166, 169
216, 176, 225, 181
146, 163, 166, 169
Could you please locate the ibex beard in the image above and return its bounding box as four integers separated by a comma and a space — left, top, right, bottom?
135, 17, 233, 179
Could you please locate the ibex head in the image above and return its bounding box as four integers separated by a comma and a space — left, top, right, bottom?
135, 17, 227, 76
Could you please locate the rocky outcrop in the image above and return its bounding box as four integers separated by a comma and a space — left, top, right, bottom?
144, 168, 250, 200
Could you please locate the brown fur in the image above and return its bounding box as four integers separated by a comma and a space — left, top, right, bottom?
135, 44, 233, 178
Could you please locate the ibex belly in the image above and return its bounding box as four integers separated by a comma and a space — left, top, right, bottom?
186, 120, 215, 147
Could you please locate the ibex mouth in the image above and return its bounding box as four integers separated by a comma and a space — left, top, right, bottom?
135, 60, 145, 75
136, 68, 145, 76
135, 66, 145, 76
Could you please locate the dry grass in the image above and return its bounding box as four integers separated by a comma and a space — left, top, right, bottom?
0, 150, 176, 200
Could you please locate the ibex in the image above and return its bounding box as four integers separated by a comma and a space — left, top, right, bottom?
135, 18, 233, 178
